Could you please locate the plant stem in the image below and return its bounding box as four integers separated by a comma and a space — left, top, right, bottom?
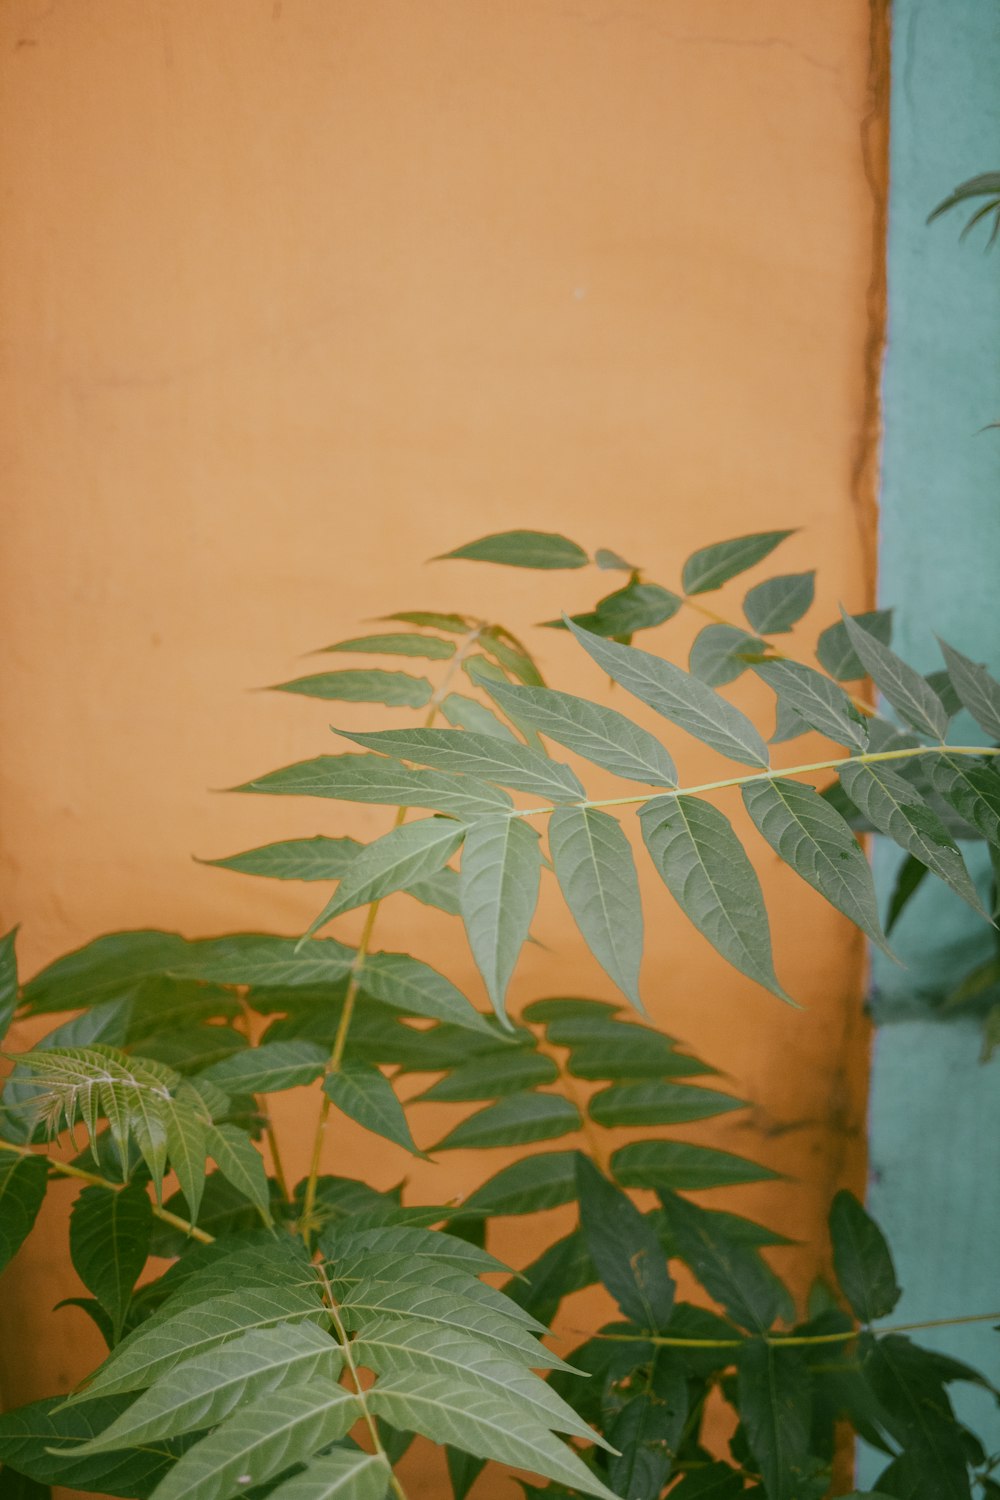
586, 1306, 1000, 1351
0, 1137, 214, 1244
512, 744, 1000, 820
317, 1263, 407, 1499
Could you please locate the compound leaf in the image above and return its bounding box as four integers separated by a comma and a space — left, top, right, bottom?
549, 806, 644, 1009
303, 818, 465, 934
334, 727, 584, 802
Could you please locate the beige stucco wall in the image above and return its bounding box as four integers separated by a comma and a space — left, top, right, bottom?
0, 2, 884, 1495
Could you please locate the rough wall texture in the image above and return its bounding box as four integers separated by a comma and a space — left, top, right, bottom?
0, 3, 882, 1495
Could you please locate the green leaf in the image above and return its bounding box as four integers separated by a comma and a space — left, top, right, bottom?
928, 754, 1000, 843
937, 639, 1000, 740
462, 1152, 578, 1216
0, 1469, 49, 1499
176, 934, 356, 989
829, 1191, 900, 1323
21, 930, 193, 1014
681, 531, 795, 596
753, 659, 870, 749
840, 613, 949, 739
320, 1224, 508, 1276
838, 762, 984, 917
303, 819, 465, 934
0, 1153, 48, 1273
382, 610, 472, 634
69, 1184, 152, 1340
148, 1379, 361, 1500
267, 1451, 391, 1499
432, 1092, 580, 1151
205, 1123, 273, 1223
668, 1463, 746, 1497
0, 927, 18, 1043
201, 1040, 327, 1094
137, 1025, 248, 1075
446, 1446, 487, 1500
588, 1080, 745, 1128
886, 854, 929, 934
861, 1335, 973, 1500
418, 1050, 558, 1102
743, 572, 816, 634
659, 1189, 791, 1331
318, 632, 456, 660
576, 1155, 675, 1330
479, 630, 546, 687
816, 609, 893, 681
688, 624, 765, 687
439, 692, 519, 742
737, 1341, 819, 1500
595, 547, 636, 571
639, 794, 791, 1002
436, 530, 590, 570
0, 1393, 185, 1494
324, 1062, 423, 1155
162, 1091, 209, 1220
606, 1363, 687, 1498
334, 727, 584, 802
568, 619, 770, 768
367, 1373, 618, 1499
742, 778, 894, 958
549, 806, 644, 1008
544, 582, 682, 638
70, 1322, 341, 1453
236, 753, 513, 819
201, 836, 362, 882
460, 818, 542, 1020
270, 669, 433, 707
359, 951, 496, 1034
482, 680, 678, 787
614, 1140, 780, 1192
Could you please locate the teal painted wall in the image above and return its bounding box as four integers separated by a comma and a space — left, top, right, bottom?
863, 0, 1000, 1477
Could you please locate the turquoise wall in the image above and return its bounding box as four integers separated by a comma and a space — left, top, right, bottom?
864, 0, 1000, 1477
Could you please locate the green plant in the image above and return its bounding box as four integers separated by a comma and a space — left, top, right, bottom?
1, 528, 998, 1500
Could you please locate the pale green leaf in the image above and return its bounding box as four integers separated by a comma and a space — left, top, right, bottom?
612, 1140, 780, 1191
205, 1124, 273, 1223
200, 837, 361, 881
688, 624, 765, 687
753, 659, 870, 749
0, 1153, 48, 1273
478, 631, 546, 687
639, 795, 791, 1002
318, 632, 455, 660
334, 726, 583, 802
270, 669, 432, 708
69, 1184, 152, 1340
816, 609, 894, 681
549, 806, 644, 1008
432, 1092, 580, 1151
320, 1225, 508, 1277
147, 1380, 360, 1500
303, 819, 465, 934
937, 639, 1000, 740
595, 547, 636, 571
568, 620, 769, 768
267, 1451, 390, 1499
682, 531, 795, 595
175, 934, 356, 989
324, 1062, 423, 1155
742, 777, 894, 958
436, 530, 589, 570
588, 1081, 745, 1128
382, 611, 471, 634
482, 679, 677, 786
743, 572, 816, 634
838, 761, 985, 916
439, 692, 518, 742
841, 613, 949, 739
162, 1092, 209, 1220
201, 1041, 327, 1094
459, 818, 542, 1020
358, 951, 496, 1034
235, 754, 512, 819
461, 1152, 578, 1217
69, 1322, 340, 1453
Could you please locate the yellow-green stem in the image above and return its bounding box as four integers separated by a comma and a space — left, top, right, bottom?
587, 1306, 1000, 1351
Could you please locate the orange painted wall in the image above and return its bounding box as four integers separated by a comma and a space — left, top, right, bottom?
0, 3, 882, 1496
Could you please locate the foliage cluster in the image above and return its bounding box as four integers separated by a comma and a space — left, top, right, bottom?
1, 529, 998, 1500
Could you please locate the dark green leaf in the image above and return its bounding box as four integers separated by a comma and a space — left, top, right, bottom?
545, 582, 682, 638
324, 1062, 423, 1155
462, 1152, 578, 1216
606, 1378, 685, 1498
743, 572, 816, 634
433, 1092, 580, 1151
657, 1192, 791, 1332
0, 1468, 50, 1499
21, 930, 193, 1014
176, 933, 355, 989
271, 668, 433, 707
0, 927, 18, 1043
0, 1393, 187, 1494
929, 755, 1000, 843
201, 1040, 326, 1094
436, 530, 590, 569
682, 531, 795, 595
0, 1153, 48, 1273
569, 620, 770, 767
738, 1341, 821, 1500
235, 753, 512, 819
69, 1184, 152, 1340
689, 624, 765, 687
318, 632, 456, 659
505, 1229, 597, 1324
576, 1155, 675, 1330
418, 1050, 558, 1102
640, 795, 791, 1003
816, 610, 893, 682
205, 1123, 273, 1222
753, 659, 870, 749
668, 1462, 746, 1497
460, 817, 542, 1021
886, 856, 929, 933
829, 1190, 900, 1324
862, 1335, 973, 1500
358, 951, 496, 1034
840, 614, 949, 739
742, 777, 894, 959
613, 1141, 779, 1192
588, 1081, 745, 1128
937, 640, 1000, 738
839, 762, 984, 916
549, 806, 644, 1009
334, 726, 583, 802
447, 1446, 487, 1500
303, 818, 465, 933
